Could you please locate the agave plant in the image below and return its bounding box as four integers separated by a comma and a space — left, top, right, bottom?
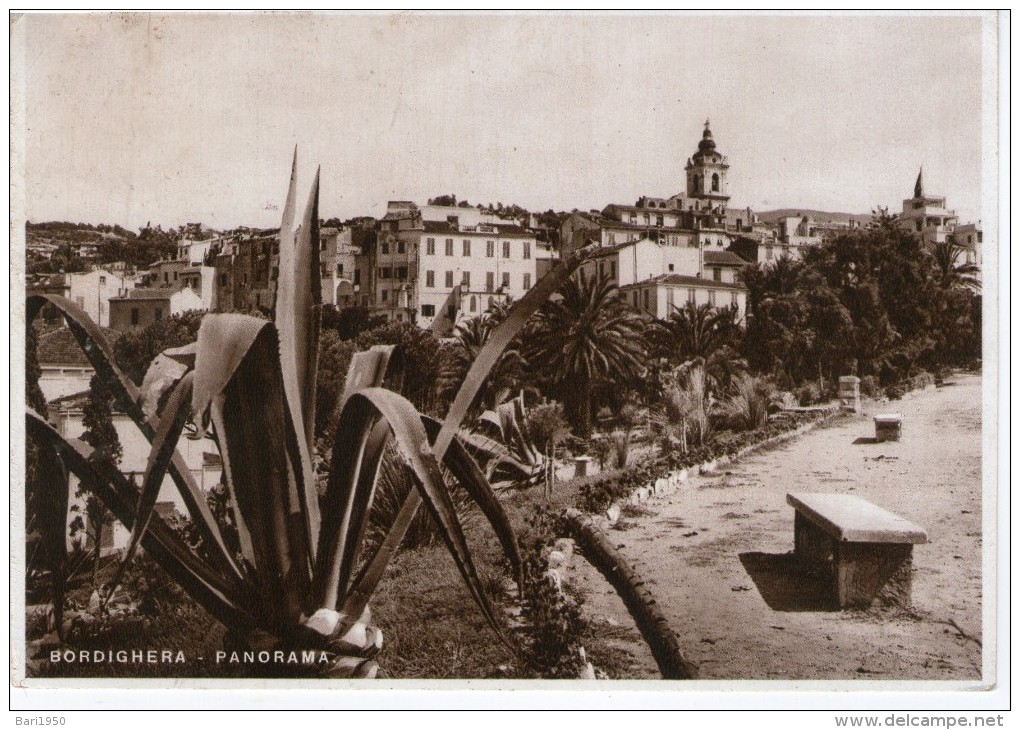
25, 153, 585, 677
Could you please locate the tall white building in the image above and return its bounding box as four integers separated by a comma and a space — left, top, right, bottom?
373, 203, 548, 334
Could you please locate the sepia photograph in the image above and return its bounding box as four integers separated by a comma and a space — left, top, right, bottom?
9, 10, 1004, 708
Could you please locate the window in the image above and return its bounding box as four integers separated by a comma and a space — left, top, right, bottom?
220, 274, 228, 286
502, 241, 510, 258
381, 242, 389, 255
633, 291, 639, 306
463, 239, 471, 256
643, 289, 650, 311
523, 242, 531, 259
501, 272, 510, 289
486, 272, 495, 292
486, 241, 495, 258
717, 238, 723, 247
396, 266, 408, 279
99, 276, 107, 285
174, 272, 179, 280
337, 263, 344, 276
765, 246, 774, 260
445, 239, 454, 256
656, 215, 663, 227
731, 292, 739, 307
713, 267, 722, 282
668, 263, 675, 272
711, 173, 720, 192
164, 273, 170, 284
629, 214, 637, 224
421, 304, 435, 317
643, 213, 650, 225
397, 241, 406, 254
445, 271, 454, 288
426, 270, 435, 287
667, 288, 674, 311
426, 237, 436, 255
523, 273, 531, 290
469, 295, 477, 313
130, 308, 139, 325
610, 261, 616, 279
708, 291, 716, 306
379, 267, 391, 279
381, 290, 388, 303
687, 288, 696, 304
395, 313, 403, 322
462, 271, 471, 287
354, 270, 361, 285
154, 308, 163, 321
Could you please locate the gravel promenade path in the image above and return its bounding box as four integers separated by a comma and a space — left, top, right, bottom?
572, 373, 986, 681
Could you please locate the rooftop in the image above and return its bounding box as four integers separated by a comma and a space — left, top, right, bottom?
704, 250, 749, 267
37, 326, 121, 366
620, 273, 747, 292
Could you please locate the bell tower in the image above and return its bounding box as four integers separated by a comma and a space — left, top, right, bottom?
685, 119, 730, 227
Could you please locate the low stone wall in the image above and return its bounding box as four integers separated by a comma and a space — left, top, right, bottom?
600, 411, 842, 528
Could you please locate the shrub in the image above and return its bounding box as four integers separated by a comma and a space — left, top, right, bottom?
718, 374, 775, 431
860, 375, 879, 398
795, 382, 822, 406
515, 506, 586, 678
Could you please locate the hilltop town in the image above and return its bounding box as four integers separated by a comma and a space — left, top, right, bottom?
26, 122, 983, 340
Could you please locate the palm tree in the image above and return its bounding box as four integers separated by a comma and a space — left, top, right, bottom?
524, 272, 646, 437
931, 240, 981, 292
655, 301, 740, 362
438, 303, 527, 413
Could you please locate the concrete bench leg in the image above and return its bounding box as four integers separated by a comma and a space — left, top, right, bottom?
834, 542, 913, 609
794, 512, 914, 609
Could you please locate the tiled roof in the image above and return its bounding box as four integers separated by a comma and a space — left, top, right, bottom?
620, 274, 747, 292
704, 250, 749, 266
37, 326, 121, 366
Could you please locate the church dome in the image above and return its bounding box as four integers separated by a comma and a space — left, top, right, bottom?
698, 122, 717, 153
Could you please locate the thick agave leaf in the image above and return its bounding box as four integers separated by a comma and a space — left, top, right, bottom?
313, 346, 396, 610
138, 352, 189, 421
27, 294, 242, 583
340, 346, 395, 406
108, 373, 195, 598
316, 388, 504, 640
192, 314, 312, 628
26, 410, 253, 631
313, 399, 390, 610
274, 157, 322, 558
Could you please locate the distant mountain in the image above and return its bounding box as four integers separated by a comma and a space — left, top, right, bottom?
756, 209, 873, 226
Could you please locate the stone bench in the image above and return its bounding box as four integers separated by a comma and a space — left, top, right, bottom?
874, 413, 902, 442
787, 492, 927, 609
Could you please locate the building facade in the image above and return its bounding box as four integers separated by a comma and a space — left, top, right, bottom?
108, 286, 205, 332
371, 203, 546, 334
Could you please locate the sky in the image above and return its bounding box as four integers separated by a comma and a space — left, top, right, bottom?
14, 12, 992, 232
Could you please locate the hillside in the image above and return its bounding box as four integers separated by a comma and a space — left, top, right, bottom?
26, 221, 178, 273
755, 209, 873, 226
